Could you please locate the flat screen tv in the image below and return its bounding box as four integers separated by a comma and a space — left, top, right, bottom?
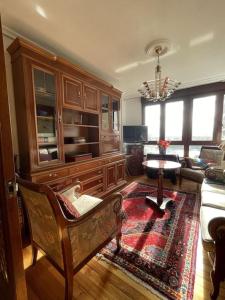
123, 125, 148, 143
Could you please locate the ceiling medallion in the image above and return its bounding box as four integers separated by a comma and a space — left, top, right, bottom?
138, 39, 181, 102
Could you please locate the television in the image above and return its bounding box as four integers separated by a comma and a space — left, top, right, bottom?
123, 125, 148, 143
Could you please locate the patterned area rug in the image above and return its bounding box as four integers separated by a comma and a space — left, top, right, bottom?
99, 182, 200, 300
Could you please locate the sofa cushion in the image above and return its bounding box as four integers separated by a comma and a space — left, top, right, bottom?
201, 179, 225, 194
57, 186, 103, 218
180, 168, 204, 183
200, 206, 225, 252
201, 191, 225, 210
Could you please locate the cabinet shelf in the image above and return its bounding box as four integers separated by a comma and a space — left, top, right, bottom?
37, 115, 54, 120
64, 142, 99, 146
63, 123, 99, 128
38, 142, 57, 146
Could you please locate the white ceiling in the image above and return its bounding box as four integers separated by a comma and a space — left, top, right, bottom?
1, 0, 225, 99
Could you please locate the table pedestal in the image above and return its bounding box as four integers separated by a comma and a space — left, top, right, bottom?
146, 168, 172, 211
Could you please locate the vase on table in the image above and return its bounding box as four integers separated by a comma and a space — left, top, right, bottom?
159, 146, 166, 155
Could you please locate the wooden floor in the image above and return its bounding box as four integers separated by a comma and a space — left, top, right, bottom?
23, 176, 225, 300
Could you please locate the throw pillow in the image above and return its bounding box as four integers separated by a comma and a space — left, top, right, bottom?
56, 186, 81, 219
187, 158, 214, 169
205, 167, 225, 183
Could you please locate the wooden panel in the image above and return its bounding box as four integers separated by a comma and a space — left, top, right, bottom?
83, 84, 99, 113
63, 75, 83, 109
106, 164, 117, 190
117, 161, 125, 183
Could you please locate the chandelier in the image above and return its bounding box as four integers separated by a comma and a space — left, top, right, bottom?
138, 42, 181, 102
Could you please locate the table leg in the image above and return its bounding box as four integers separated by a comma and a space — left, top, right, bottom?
157, 168, 163, 206
146, 167, 172, 211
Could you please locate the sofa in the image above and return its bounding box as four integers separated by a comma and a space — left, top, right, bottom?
200, 168, 225, 299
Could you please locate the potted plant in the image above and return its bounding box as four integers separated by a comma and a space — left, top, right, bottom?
158, 139, 170, 155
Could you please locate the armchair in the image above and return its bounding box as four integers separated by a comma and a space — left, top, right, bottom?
17, 178, 123, 300
180, 146, 223, 186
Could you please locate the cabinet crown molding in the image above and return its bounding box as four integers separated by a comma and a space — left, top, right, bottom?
7, 37, 121, 96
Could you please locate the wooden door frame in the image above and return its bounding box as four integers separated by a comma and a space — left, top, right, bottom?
0, 18, 27, 299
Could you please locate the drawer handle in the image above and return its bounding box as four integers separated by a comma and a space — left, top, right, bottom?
49, 173, 52, 177
53, 173, 57, 177
98, 170, 102, 174
98, 179, 102, 183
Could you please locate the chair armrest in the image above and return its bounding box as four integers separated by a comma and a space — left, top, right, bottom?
65, 192, 123, 268
209, 217, 225, 242
65, 192, 123, 226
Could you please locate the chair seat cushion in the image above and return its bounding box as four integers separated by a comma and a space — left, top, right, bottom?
56, 186, 102, 218
200, 206, 225, 252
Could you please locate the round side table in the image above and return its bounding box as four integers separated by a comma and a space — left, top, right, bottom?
142, 160, 181, 211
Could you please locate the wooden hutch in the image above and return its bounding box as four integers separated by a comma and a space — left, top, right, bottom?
8, 38, 126, 197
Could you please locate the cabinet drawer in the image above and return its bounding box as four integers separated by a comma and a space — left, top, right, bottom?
33, 168, 69, 183
82, 177, 103, 191
69, 160, 104, 174
48, 178, 73, 192
72, 168, 103, 182
83, 184, 104, 196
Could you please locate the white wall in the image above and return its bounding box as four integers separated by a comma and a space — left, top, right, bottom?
3, 34, 19, 156
122, 96, 142, 125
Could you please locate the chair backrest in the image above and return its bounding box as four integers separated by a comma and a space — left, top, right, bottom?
199, 146, 223, 165
18, 178, 64, 269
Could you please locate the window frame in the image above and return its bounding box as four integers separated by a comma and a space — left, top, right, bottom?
142, 82, 225, 156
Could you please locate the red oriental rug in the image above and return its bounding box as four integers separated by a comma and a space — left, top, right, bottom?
99, 182, 200, 300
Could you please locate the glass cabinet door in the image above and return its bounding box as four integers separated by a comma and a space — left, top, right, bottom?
101, 93, 110, 131
112, 98, 120, 133
33, 67, 60, 163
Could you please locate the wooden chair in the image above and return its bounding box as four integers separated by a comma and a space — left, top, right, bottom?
17, 178, 123, 300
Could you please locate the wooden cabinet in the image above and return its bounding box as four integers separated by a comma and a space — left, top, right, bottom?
62, 75, 83, 109
8, 37, 125, 196
83, 84, 99, 113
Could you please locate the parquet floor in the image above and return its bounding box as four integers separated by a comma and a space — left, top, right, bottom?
23, 176, 225, 299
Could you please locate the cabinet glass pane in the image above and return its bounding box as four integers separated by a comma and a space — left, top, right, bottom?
165, 101, 183, 141
192, 95, 216, 141
33, 68, 59, 162
112, 99, 120, 132
101, 94, 110, 130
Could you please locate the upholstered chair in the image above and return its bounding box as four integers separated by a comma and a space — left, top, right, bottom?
180, 146, 223, 186
17, 178, 123, 300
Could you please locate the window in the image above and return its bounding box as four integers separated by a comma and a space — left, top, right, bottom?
166, 145, 184, 157
165, 101, 183, 141
144, 145, 158, 155
145, 105, 160, 140
192, 95, 216, 141
189, 145, 202, 158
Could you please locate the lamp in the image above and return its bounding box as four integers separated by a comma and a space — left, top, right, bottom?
138, 41, 181, 102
